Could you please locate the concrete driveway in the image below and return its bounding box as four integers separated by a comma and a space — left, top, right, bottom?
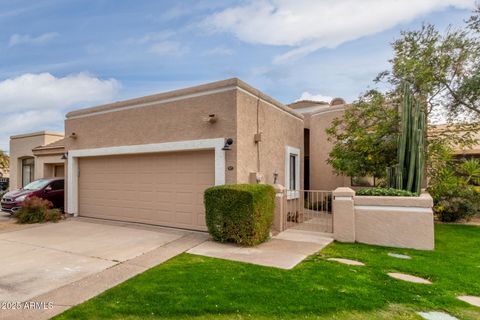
0, 218, 207, 312
0, 212, 30, 234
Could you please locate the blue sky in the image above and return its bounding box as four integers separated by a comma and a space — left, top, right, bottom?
0, 0, 476, 151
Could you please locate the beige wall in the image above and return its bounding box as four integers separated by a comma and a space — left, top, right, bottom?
64, 85, 304, 187
9, 132, 64, 190
36, 155, 65, 179
236, 90, 304, 186
308, 106, 350, 190
332, 188, 435, 250
65, 90, 238, 184
429, 124, 480, 156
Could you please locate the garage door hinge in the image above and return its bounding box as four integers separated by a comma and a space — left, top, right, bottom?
77, 169, 80, 177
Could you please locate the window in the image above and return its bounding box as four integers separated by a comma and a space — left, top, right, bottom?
23, 179, 49, 191
50, 180, 64, 191
21, 158, 35, 187
285, 146, 300, 199
289, 154, 297, 191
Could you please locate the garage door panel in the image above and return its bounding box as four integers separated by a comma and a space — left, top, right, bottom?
78, 150, 214, 231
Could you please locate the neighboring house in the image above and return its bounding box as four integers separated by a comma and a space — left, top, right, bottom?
288, 98, 352, 190
429, 124, 480, 160
7, 78, 357, 231
9, 131, 65, 190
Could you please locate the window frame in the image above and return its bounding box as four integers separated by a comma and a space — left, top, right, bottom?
285, 146, 301, 199
21, 157, 35, 188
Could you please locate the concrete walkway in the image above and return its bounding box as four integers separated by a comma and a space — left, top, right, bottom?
188, 229, 333, 269
0, 218, 208, 320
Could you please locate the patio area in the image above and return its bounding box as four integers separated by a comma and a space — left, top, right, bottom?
187, 228, 333, 269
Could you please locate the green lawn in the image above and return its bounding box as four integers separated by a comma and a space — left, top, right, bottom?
56, 224, 480, 319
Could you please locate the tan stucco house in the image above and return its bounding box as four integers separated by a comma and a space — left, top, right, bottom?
11, 78, 456, 233
9, 131, 65, 190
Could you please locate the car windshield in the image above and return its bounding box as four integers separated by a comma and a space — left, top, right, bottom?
23, 179, 50, 191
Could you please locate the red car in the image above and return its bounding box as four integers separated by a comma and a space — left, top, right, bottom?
1, 178, 64, 214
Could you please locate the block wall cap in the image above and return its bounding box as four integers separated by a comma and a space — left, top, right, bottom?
333, 187, 356, 197
354, 192, 433, 208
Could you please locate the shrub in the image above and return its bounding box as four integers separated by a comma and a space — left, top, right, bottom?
356, 187, 417, 197
204, 184, 275, 246
432, 186, 479, 222
16, 196, 62, 224
429, 163, 480, 222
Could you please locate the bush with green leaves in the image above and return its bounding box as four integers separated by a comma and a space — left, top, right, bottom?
356, 188, 417, 197
204, 184, 275, 246
434, 187, 479, 222
16, 196, 62, 224
428, 151, 480, 222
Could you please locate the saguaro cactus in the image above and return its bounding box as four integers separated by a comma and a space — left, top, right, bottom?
387, 84, 426, 194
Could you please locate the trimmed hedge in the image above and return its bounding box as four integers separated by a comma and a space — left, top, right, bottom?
356, 187, 417, 197
204, 184, 275, 246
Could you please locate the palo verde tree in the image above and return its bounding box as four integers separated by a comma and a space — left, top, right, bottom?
376, 5, 480, 145
326, 90, 399, 180
327, 6, 479, 184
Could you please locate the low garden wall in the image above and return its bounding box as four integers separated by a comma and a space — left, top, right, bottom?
333, 188, 434, 250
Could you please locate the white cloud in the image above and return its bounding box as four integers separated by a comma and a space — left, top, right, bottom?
123, 31, 188, 56
202, 46, 234, 56
149, 41, 189, 56
8, 32, 59, 47
297, 92, 332, 103
124, 31, 175, 45
0, 110, 64, 134
0, 73, 120, 151
204, 0, 474, 63
0, 72, 119, 112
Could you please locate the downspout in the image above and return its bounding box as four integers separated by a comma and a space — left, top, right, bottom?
256, 98, 261, 173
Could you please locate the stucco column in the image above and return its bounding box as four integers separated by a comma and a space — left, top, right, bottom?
272, 184, 286, 232
333, 187, 356, 243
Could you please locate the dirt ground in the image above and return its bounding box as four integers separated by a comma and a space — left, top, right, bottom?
466, 215, 480, 226
0, 213, 29, 233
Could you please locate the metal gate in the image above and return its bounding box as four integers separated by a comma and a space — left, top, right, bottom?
284, 190, 333, 233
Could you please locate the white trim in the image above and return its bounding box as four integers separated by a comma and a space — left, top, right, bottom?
355, 205, 431, 213
285, 146, 301, 199
334, 196, 353, 200
67, 85, 303, 121
310, 106, 346, 118
67, 138, 226, 215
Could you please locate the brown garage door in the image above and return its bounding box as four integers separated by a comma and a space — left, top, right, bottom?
78, 150, 215, 231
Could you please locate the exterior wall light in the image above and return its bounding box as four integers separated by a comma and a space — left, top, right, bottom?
205, 114, 217, 124
222, 138, 234, 151
273, 170, 278, 184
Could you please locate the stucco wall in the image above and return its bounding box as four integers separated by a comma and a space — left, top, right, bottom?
308, 106, 350, 190
332, 188, 435, 250
354, 193, 435, 250
64, 90, 238, 184
236, 90, 304, 186
35, 155, 65, 178
9, 132, 64, 190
